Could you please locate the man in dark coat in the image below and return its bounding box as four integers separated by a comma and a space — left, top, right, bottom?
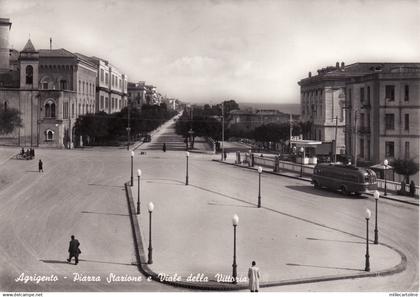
38, 160, 43, 172
67, 235, 81, 265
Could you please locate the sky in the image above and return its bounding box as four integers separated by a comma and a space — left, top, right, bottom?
1, 0, 419, 104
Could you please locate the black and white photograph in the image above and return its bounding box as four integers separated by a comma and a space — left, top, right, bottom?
0, 0, 418, 296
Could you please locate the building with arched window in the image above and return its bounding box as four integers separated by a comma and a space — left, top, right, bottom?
0, 18, 97, 148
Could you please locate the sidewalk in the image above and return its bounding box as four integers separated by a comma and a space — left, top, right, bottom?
217, 156, 419, 207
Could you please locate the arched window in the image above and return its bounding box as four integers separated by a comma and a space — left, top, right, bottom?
45, 100, 56, 118
4, 101, 7, 111
26, 65, 33, 85
45, 129, 54, 141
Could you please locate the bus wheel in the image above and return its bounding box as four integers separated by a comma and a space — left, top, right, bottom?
340, 186, 349, 196
313, 181, 320, 189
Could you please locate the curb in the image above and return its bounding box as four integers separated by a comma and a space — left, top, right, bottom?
123, 180, 407, 291
214, 160, 419, 207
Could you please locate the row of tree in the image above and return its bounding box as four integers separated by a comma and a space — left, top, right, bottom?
74, 104, 176, 146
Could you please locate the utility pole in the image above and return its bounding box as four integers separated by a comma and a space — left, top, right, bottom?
127, 101, 131, 150
354, 111, 358, 167
289, 113, 293, 152
334, 116, 338, 163
221, 102, 225, 161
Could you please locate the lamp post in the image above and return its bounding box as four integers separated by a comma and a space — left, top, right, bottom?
185, 151, 190, 185
257, 166, 262, 208
232, 214, 239, 284
300, 147, 304, 177
137, 169, 142, 215
373, 190, 379, 244
130, 151, 134, 186
383, 159, 388, 196
365, 208, 371, 272
148, 202, 154, 264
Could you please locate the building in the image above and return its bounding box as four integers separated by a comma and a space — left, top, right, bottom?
298, 62, 348, 155
128, 81, 146, 109
82, 55, 128, 114
0, 18, 97, 148
299, 62, 420, 181
228, 108, 291, 130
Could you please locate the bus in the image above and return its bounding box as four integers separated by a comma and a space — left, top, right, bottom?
311, 163, 377, 196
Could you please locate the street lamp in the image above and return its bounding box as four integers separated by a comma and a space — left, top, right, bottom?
365, 208, 371, 272
185, 151, 190, 185
130, 151, 134, 186
148, 202, 154, 264
300, 147, 305, 177
232, 214, 239, 284
383, 159, 389, 196
373, 190, 379, 244
137, 169, 142, 215
257, 166, 262, 208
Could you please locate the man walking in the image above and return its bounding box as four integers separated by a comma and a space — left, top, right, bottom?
67, 235, 81, 265
248, 261, 261, 292
38, 159, 43, 172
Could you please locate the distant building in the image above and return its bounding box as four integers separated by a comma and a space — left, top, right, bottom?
128, 81, 146, 109
228, 109, 292, 130
83, 55, 128, 114
299, 62, 420, 179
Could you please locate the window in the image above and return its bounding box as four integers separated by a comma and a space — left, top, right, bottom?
111, 97, 114, 109
45, 130, 54, 142
42, 82, 48, 89
405, 114, 409, 130
367, 140, 371, 160
360, 113, 365, 128
63, 102, 69, 119
78, 80, 81, 93
360, 138, 364, 158
385, 85, 395, 101
105, 97, 109, 108
367, 113, 370, 129
25, 65, 33, 85
405, 142, 410, 159
45, 100, 56, 118
404, 85, 409, 101
385, 113, 394, 130
367, 86, 371, 105
105, 73, 109, 85
385, 141, 394, 158
60, 80, 67, 90
100, 96, 104, 109
83, 81, 85, 94
72, 103, 74, 117
4, 101, 8, 111
100, 69, 104, 82
360, 87, 365, 104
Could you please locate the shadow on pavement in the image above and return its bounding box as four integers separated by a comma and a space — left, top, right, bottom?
144, 178, 184, 185
190, 184, 255, 207
208, 201, 256, 208
306, 237, 364, 245
40, 259, 70, 265
81, 210, 129, 217
286, 263, 364, 272
25, 170, 40, 173
78, 259, 137, 266
285, 185, 366, 200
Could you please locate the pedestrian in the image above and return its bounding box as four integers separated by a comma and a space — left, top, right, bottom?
21, 147, 25, 156
67, 235, 81, 265
38, 159, 43, 172
162, 143, 166, 152
248, 261, 261, 292
398, 180, 406, 195
410, 180, 416, 197
224, 151, 227, 160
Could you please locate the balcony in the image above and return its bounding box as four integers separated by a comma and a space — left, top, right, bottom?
358, 127, 371, 134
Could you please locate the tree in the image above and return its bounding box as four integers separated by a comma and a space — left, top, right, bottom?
0, 107, 22, 134
391, 159, 419, 183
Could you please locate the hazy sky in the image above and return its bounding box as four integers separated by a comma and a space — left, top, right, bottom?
1, 0, 419, 104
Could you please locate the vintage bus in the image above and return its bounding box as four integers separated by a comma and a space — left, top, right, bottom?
311, 163, 377, 196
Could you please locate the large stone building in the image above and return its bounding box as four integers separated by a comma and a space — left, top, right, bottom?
299, 62, 420, 176
128, 81, 146, 109
228, 108, 292, 130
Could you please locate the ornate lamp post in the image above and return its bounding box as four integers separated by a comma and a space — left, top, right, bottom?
373, 190, 379, 244
232, 214, 239, 284
300, 147, 305, 177
130, 151, 134, 186
137, 169, 142, 215
257, 166, 262, 208
365, 208, 371, 272
148, 202, 154, 264
185, 151, 190, 185
383, 159, 389, 196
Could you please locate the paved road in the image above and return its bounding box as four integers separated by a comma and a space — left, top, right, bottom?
0, 147, 183, 292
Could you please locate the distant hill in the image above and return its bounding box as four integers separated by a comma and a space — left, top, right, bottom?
239, 102, 300, 115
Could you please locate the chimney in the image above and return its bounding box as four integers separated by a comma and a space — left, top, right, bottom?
341, 62, 345, 69
308, 71, 312, 78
